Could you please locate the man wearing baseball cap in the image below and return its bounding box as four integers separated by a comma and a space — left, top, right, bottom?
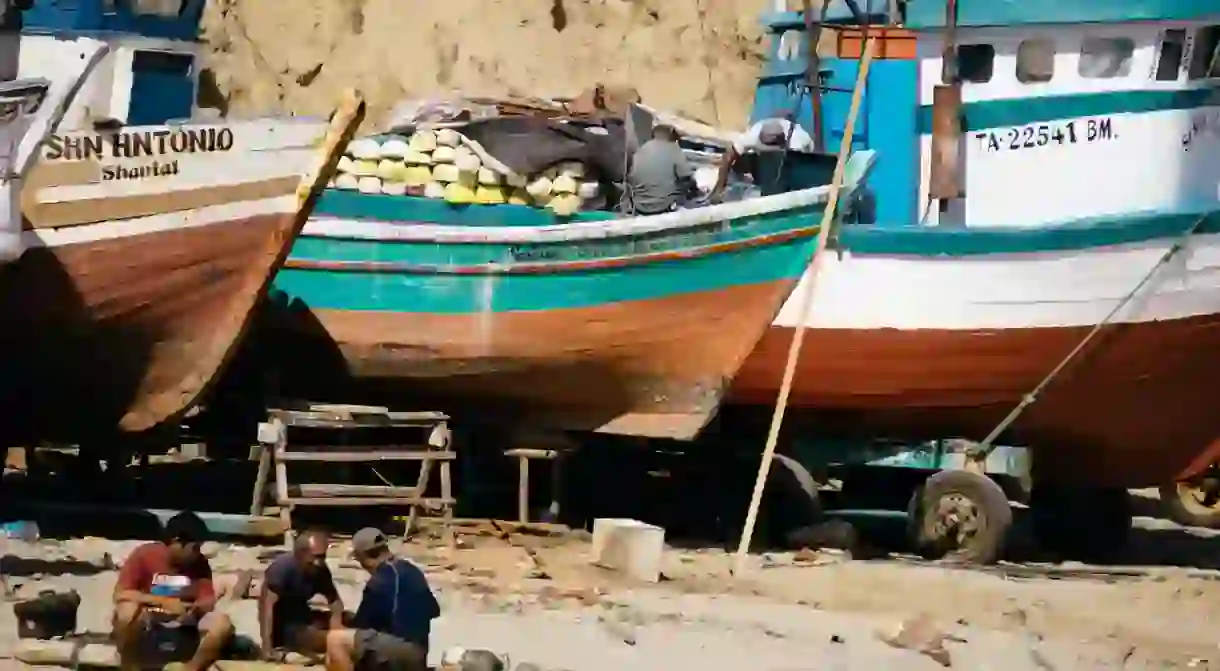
710, 116, 816, 199
324, 528, 439, 671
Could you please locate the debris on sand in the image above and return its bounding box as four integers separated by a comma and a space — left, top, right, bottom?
878, 613, 953, 667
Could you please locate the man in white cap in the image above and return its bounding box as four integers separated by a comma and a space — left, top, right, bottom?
710, 117, 816, 198
324, 528, 438, 671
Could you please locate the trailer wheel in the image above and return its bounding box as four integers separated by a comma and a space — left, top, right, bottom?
908, 469, 1012, 565
772, 453, 823, 524
1158, 479, 1220, 529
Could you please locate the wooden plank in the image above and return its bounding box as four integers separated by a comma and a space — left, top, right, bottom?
278, 445, 446, 453
271, 406, 448, 421
274, 414, 449, 429
251, 443, 272, 516
505, 448, 558, 459
281, 496, 456, 507
302, 402, 389, 414
295, 484, 421, 498
518, 455, 530, 525
276, 450, 456, 462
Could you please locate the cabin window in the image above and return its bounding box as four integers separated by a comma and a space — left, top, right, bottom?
132, 50, 193, 76
1155, 29, 1187, 81
777, 30, 802, 61
1188, 25, 1220, 79
1078, 37, 1134, 78
130, 0, 185, 17
1016, 39, 1055, 83
956, 44, 994, 83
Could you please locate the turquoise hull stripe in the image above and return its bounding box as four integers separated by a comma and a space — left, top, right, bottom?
840, 206, 1219, 256
902, 0, 1220, 28
275, 236, 811, 313
917, 88, 1220, 134
284, 190, 828, 313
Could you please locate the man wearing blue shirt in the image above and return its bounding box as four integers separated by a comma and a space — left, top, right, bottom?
324, 528, 439, 671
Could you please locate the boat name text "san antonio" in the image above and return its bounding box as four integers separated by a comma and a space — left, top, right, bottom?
43, 127, 236, 162
973, 117, 1116, 154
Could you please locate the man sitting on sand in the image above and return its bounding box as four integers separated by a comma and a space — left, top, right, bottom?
325, 528, 440, 671
112, 511, 235, 671
259, 529, 345, 659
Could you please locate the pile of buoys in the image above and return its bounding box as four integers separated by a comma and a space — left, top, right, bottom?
330, 129, 601, 216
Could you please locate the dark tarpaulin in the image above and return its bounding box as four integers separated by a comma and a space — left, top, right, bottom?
450, 117, 629, 182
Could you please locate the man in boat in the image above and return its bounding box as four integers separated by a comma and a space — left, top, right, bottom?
259, 529, 346, 660
710, 117, 816, 199
324, 528, 440, 671
624, 122, 698, 215
111, 511, 235, 671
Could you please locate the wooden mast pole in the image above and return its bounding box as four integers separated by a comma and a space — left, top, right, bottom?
732, 36, 878, 576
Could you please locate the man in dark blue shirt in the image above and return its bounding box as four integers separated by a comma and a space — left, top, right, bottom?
324, 528, 439, 671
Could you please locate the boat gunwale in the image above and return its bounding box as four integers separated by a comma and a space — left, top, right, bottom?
285, 222, 822, 275
308, 180, 837, 244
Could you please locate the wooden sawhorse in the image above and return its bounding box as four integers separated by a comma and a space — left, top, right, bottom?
250, 403, 454, 546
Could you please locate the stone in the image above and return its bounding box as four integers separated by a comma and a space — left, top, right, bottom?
590, 518, 664, 583
878, 614, 953, 667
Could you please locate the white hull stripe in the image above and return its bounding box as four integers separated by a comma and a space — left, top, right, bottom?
776, 231, 1220, 330
34, 148, 316, 203
26, 195, 298, 248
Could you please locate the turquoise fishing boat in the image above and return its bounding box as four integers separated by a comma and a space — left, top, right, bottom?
261, 149, 875, 440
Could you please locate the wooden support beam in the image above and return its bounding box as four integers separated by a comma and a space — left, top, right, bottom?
280, 496, 456, 507
275, 450, 456, 462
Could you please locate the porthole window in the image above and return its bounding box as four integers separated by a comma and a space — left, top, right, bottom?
1155, 29, 1186, 81
1078, 36, 1135, 78
777, 30, 802, 61
956, 44, 995, 83
1016, 39, 1055, 83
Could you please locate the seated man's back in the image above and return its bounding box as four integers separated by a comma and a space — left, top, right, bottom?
626, 124, 694, 215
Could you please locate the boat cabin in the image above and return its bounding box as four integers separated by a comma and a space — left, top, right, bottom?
0, 0, 204, 129
755, 0, 1220, 228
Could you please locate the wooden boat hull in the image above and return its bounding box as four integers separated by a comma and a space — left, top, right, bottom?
264, 279, 797, 440
259, 158, 869, 439
0, 97, 363, 445
0, 202, 302, 443
730, 213, 1220, 488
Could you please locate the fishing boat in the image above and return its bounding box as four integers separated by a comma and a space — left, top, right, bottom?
0, 0, 365, 446
724, 0, 1220, 491
262, 146, 874, 439
0, 42, 110, 264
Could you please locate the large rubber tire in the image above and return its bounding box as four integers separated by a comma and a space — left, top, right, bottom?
1030, 486, 1131, 561
1157, 482, 1220, 528
772, 453, 823, 525
720, 453, 824, 551
908, 469, 1012, 565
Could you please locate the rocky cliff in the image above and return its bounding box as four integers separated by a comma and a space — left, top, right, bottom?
198, 0, 780, 130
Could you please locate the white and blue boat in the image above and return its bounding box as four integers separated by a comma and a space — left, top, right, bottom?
729, 0, 1220, 490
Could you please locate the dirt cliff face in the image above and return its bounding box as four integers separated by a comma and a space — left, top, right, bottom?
199, 0, 778, 130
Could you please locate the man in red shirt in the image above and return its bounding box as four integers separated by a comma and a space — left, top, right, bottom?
112, 511, 234, 671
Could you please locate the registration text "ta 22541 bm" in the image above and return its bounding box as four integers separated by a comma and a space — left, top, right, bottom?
974, 117, 1116, 154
